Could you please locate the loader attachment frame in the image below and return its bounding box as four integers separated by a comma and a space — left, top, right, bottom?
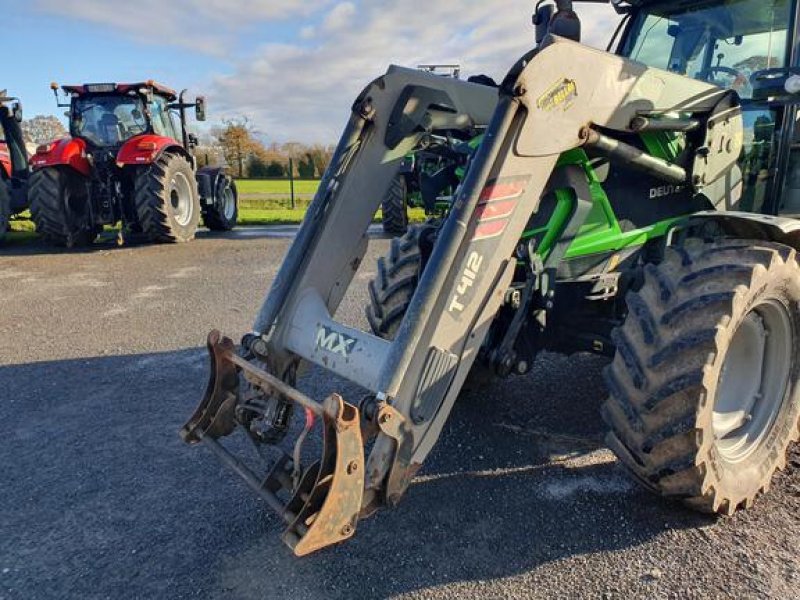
180, 331, 365, 556
182, 37, 741, 555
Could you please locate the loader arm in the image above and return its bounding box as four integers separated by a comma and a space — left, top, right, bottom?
182, 36, 742, 555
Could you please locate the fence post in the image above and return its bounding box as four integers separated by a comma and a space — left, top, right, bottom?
289, 158, 295, 210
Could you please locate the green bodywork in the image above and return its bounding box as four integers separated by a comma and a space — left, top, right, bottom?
422, 127, 691, 271
525, 143, 683, 265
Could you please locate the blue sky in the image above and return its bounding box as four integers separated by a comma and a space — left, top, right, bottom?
6, 0, 618, 143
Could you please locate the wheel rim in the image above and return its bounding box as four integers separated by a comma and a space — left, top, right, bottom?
170, 172, 194, 227
221, 184, 236, 221
713, 300, 793, 463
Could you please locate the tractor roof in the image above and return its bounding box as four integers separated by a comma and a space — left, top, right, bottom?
60, 81, 178, 101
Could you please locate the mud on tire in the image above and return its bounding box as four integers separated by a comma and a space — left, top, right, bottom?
603, 239, 800, 515
135, 153, 200, 243
29, 167, 95, 248
381, 174, 409, 236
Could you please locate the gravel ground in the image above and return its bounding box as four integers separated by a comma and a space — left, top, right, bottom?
0, 230, 798, 600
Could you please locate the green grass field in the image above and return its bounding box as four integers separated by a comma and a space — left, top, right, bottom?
235, 179, 320, 196
4, 203, 427, 245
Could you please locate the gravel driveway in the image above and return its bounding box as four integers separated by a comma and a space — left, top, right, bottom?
1, 231, 798, 599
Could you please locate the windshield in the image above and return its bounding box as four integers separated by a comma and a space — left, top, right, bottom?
71, 94, 148, 146
622, 0, 792, 100
150, 96, 178, 140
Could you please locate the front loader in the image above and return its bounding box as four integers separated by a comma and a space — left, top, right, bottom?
183, 0, 800, 555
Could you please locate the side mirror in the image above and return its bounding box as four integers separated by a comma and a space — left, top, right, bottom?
12, 102, 23, 123
195, 96, 207, 122
533, 4, 556, 45
667, 24, 682, 38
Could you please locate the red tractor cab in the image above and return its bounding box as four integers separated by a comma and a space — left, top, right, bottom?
29, 81, 237, 247
0, 90, 29, 243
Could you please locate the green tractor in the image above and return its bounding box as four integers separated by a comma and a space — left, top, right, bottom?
183, 0, 800, 556
379, 65, 493, 235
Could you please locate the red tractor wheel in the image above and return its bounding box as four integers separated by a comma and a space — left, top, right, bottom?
134, 153, 200, 243
29, 167, 96, 248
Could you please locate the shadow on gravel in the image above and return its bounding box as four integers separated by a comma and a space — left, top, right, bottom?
0, 348, 714, 599
0, 230, 246, 257
0, 226, 388, 256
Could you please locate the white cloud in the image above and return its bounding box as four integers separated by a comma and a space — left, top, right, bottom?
32, 0, 621, 143
209, 1, 620, 143
322, 2, 357, 32
32, 0, 334, 54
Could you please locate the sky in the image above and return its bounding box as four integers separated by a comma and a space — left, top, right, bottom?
4, 0, 620, 144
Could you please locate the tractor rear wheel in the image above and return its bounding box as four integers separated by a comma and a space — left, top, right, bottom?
203, 176, 238, 231
603, 239, 800, 515
381, 174, 409, 236
29, 167, 96, 248
0, 181, 10, 243
135, 153, 200, 243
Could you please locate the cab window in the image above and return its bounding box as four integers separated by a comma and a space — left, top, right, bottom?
150, 97, 178, 140
623, 0, 791, 100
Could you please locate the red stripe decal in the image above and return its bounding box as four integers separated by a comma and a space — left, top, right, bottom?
479, 178, 527, 203
475, 199, 517, 222
473, 219, 507, 240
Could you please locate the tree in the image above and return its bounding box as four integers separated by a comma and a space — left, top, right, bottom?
248, 154, 271, 178
306, 144, 335, 178
213, 117, 262, 178
297, 154, 316, 178
266, 161, 285, 177
22, 115, 67, 145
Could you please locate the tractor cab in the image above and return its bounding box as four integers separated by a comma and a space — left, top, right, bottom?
613, 0, 800, 215
56, 81, 204, 152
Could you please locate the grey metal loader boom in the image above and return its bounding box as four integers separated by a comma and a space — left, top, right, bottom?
181, 36, 742, 555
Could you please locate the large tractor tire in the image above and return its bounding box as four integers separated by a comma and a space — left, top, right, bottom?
29, 167, 96, 248
381, 174, 409, 236
135, 153, 200, 243
603, 239, 800, 515
0, 181, 10, 243
203, 176, 238, 231
367, 223, 435, 337
367, 221, 494, 388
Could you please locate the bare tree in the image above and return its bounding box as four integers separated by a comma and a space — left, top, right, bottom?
213, 117, 264, 178
22, 115, 67, 145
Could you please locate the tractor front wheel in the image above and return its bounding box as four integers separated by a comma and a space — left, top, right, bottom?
203, 176, 238, 231
367, 221, 495, 389
0, 181, 10, 243
381, 174, 409, 236
29, 167, 95, 248
135, 153, 200, 243
603, 239, 800, 515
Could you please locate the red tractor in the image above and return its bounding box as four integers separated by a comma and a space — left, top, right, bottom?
0, 90, 29, 243
29, 81, 237, 247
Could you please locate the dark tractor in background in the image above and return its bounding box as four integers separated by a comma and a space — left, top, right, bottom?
0, 90, 29, 243
379, 65, 495, 235
29, 81, 237, 247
